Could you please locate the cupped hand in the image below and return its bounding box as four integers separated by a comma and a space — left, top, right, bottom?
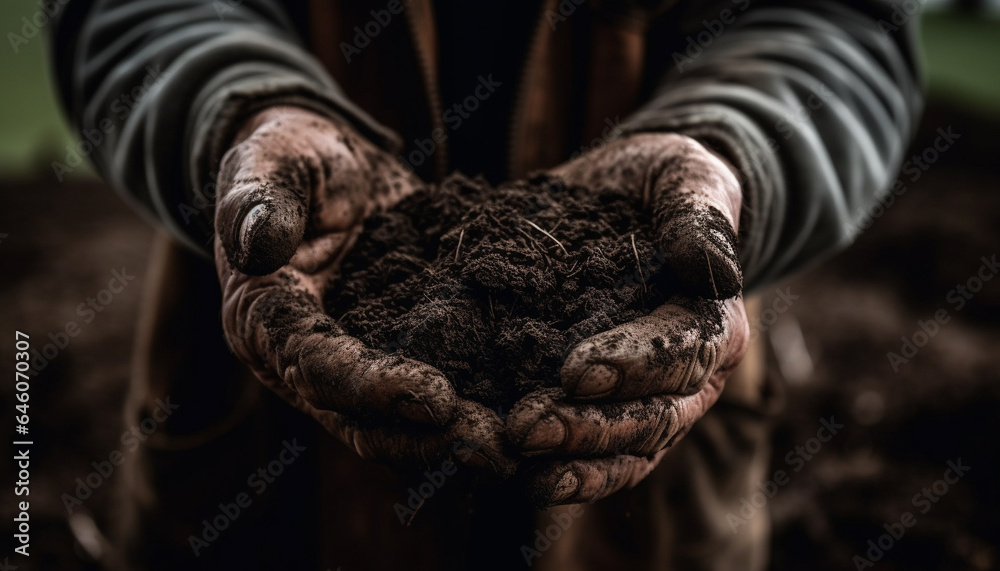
507, 133, 750, 505
213, 106, 514, 476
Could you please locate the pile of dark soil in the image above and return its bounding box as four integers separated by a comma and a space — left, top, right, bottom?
325, 174, 674, 411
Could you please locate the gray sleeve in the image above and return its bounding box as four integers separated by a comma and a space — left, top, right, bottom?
51, 0, 400, 254
623, 0, 923, 291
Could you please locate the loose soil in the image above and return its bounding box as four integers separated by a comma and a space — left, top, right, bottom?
325, 174, 676, 411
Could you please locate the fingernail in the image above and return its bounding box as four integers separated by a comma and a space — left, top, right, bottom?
395, 398, 438, 425
239, 203, 267, 249
573, 364, 619, 398
551, 470, 580, 504
523, 414, 566, 450
466, 449, 504, 475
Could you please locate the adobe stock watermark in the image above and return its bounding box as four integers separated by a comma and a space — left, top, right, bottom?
567, 116, 623, 160
726, 416, 843, 533
774, 84, 834, 140
178, 169, 220, 229
518, 450, 642, 567
7, 0, 69, 54
852, 459, 970, 570
511, 117, 621, 218
188, 439, 308, 556
887, 253, 997, 372
28, 267, 137, 376
672, 0, 751, 72
340, 0, 405, 62
749, 287, 799, 343
51, 65, 169, 181
520, 504, 587, 566
519, 178, 568, 222
741, 84, 837, 173
212, 0, 245, 19
876, 0, 925, 38
544, 0, 586, 31
61, 398, 180, 514
848, 126, 960, 236
392, 439, 481, 525
397, 74, 503, 171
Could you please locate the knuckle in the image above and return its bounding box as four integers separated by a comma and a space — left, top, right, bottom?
345, 425, 378, 461
218, 143, 248, 185
586, 422, 615, 453
595, 461, 626, 499
624, 457, 655, 489
637, 404, 678, 454
281, 362, 308, 398
689, 339, 718, 392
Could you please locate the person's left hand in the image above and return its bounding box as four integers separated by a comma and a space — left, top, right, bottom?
505, 133, 751, 506
212, 106, 515, 477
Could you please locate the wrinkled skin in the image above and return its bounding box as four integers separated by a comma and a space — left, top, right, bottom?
212, 107, 748, 502
213, 106, 515, 477
506, 134, 750, 506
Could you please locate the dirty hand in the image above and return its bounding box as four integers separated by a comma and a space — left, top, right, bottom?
507, 133, 750, 505
213, 106, 513, 476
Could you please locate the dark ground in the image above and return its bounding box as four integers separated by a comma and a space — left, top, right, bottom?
766, 101, 1000, 570
0, 99, 998, 570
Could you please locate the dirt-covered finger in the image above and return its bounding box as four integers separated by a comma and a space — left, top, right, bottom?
561, 298, 741, 400
508, 389, 690, 458
651, 142, 743, 299
218, 264, 457, 426
521, 450, 666, 507
512, 386, 725, 458
215, 133, 315, 276
331, 401, 517, 477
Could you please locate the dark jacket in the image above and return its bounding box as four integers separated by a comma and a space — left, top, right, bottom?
49, 1, 922, 569
51, 0, 922, 291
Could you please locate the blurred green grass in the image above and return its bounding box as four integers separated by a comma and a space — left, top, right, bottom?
0, 0, 92, 179
0, 2, 997, 180
921, 12, 1000, 114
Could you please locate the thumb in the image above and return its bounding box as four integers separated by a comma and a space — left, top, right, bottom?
654, 141, 743, 299
214, 135, 312, 276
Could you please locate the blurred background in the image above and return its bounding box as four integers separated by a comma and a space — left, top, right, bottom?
1, 1, 998, 569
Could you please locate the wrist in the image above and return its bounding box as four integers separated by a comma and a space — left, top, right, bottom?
696, 141, 743, 230
630, 132, 743, 230
230, 105, 331, 149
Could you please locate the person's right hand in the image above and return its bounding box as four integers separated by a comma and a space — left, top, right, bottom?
505, 134, 750, 505
212, 106, 514, 477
